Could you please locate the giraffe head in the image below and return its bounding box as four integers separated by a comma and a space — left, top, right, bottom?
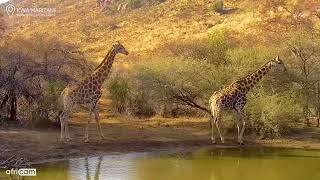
113, 41, 129, 55
271, 56, 286, 72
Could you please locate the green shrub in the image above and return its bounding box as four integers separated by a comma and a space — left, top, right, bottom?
127, 89, 156, 118
206, 28, 230, 64
160, 40, 209, 60
108, 76, 130, 114
128, 0, 142, 9
160, 29, 231, 65
247, 91, 301, 138
129, 57, 219, 117
210, 0, 224, 13
31, 80, 65, 127
226, 47, 277, 80
107, 76, 155, 117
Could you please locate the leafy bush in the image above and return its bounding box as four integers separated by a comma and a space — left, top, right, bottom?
160, 29, 231, 65
210, 0, 224, 13
226, 47, 277, 79
160, 40, 209, 60
128, 0, 142, 9
108, 76, 130, 114
206, 28, 230, 64
247, 91, 301, 138
20, 80, 65, 127
127, 88, 156, 118
128, 57, 219, 117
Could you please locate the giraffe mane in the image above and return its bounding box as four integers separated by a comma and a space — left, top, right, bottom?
94, 46, 115, 71
236, 60, 272, 82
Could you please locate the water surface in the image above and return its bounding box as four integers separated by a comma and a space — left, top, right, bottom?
26, 147, 320, 180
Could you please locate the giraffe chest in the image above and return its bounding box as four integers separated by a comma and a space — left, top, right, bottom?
220, 92, 246, 110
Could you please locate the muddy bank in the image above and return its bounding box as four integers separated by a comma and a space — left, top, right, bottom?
0, 116, 319, 164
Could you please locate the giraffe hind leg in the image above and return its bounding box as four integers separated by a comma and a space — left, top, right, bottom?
211, 109, 224, 144
210, 116, 216, 144
60, 90, 74, 142
215, 116, 225, 144
59, 110, 71, 142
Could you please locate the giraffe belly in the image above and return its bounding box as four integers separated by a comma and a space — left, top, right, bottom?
220, 99, 236, 110
220, 93, 245, 110
74, 91, 102, 104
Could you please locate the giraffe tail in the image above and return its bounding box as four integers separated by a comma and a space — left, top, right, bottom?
209, 94, 218, 118
57, 87, 69, 117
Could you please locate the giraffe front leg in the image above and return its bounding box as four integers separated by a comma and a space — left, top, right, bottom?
84, 111, 92, 143
94, 105, 105, 140
236, 122, 240, 140
239, 119, 246, 145
65, 120, 71, 142
236, 110, 246, 145
210, 117, 216, 144
59, 111, 65, 141
235, 112, 241, 143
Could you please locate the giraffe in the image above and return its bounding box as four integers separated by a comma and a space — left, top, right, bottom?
59, 41, 129, 142
209, 56, 286, 145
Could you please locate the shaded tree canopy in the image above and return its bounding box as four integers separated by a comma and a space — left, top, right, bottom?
0, 34, 90, 125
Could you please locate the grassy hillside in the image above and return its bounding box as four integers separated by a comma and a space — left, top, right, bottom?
2, 0, 267, 61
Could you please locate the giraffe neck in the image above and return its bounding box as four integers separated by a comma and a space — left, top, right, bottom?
239, 60, 275, 92
92, 46, 117, 84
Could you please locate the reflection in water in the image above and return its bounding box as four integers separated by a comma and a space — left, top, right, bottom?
70, 156, 103, 180
34, 148, 320, 180
94, 156, 103, 180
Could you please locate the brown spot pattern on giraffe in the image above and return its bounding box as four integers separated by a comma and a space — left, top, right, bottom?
211, 61, 275, 111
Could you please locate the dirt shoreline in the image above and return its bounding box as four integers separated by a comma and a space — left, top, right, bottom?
1, 117, 319, 165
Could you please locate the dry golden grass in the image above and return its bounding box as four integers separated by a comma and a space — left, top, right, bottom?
4, 0, 272, 62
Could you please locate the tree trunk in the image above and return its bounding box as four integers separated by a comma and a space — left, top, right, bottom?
317, 82, 320, 128
9, 93, 17, 122
302, 58, 311, 127
303, 105, 310, 127
305, 117, 310, 127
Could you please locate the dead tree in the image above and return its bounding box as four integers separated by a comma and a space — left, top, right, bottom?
170, 88, 211, 115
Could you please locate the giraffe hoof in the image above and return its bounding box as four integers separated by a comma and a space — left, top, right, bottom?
84, 139, 89, 143
238, 142, 245, 146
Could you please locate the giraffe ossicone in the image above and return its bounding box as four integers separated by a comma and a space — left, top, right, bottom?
59, 42, 129, 142
209, 56, 286, 145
